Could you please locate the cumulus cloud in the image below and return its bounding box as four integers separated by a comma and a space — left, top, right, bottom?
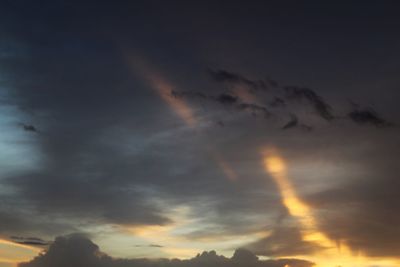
19, 235, 315, 267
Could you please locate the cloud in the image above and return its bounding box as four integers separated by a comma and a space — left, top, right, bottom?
208, 69, 270, 92
207, 68, 336, 122
300, 130, 400, 258
281, 115, 312, 131
10, 236, 50, 246
171, 90, 270, 119
216, 94, 239, 105
176, 69, 394, 131
269, 98, 285, 108
246, 226, 321, 258
283, 86, 334, 121
237, 103, 271, 118
281, 115, 298, 130
0, 1, 398, 261
18, 123, 38, 133
347, 107, 392, 127
133, 244, 164, 248
19, 235, 315, 267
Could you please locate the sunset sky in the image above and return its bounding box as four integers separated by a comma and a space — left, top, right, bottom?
1, 1, 400, 267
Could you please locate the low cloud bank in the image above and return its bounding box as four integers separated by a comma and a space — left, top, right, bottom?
19, 234, 314, 267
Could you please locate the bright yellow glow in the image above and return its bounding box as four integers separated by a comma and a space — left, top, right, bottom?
262, 148, 400, 267
0, 257, 17, 264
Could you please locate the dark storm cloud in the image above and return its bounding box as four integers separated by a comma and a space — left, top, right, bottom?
281, 115, 298, 130
237, 103, 270, 118
207, 68, 336, 122
183, 68, 395, 131
171, 90, 270, 119
283, 86, 334, 121
208, 69, 269, 92
281, 115, 312, 131
347, 107, 392, 127
19, 235, 315, 267
18, 123, 38, 133
216, 93, 238, 105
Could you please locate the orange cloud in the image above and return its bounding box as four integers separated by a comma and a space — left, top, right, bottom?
126, 55, 196, 127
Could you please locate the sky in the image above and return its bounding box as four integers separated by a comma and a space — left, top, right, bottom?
1, 1, 400, 267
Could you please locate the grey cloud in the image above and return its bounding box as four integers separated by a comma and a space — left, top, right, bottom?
347, 107, 392, 127
18, 123, 38, 133
216, 93, 239, 105
7, 171, 171, 226
237, 103, 271, 118
176, 69, 393, 131
207, 68, 336, 122
281, 114, 298, 130
133, 244, 164, 248
208, 69, 269, 92
10, 236, 50, 246
303, 131, 400, 258
0, 1, 399, 261
281, 115, 312, 131
171, 90, 270, 119
246, 225, 322, 258
269, 97, 285, 108
283, 86, 334, 121
19, 234, 315, 267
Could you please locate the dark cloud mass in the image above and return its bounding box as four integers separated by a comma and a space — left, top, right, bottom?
347, 107, 392, 127
216, 93, 239, 105
283, 86, 334, 121
19, 235, 314, 267
18, 123, 38, 133
208, 69, 269, 92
